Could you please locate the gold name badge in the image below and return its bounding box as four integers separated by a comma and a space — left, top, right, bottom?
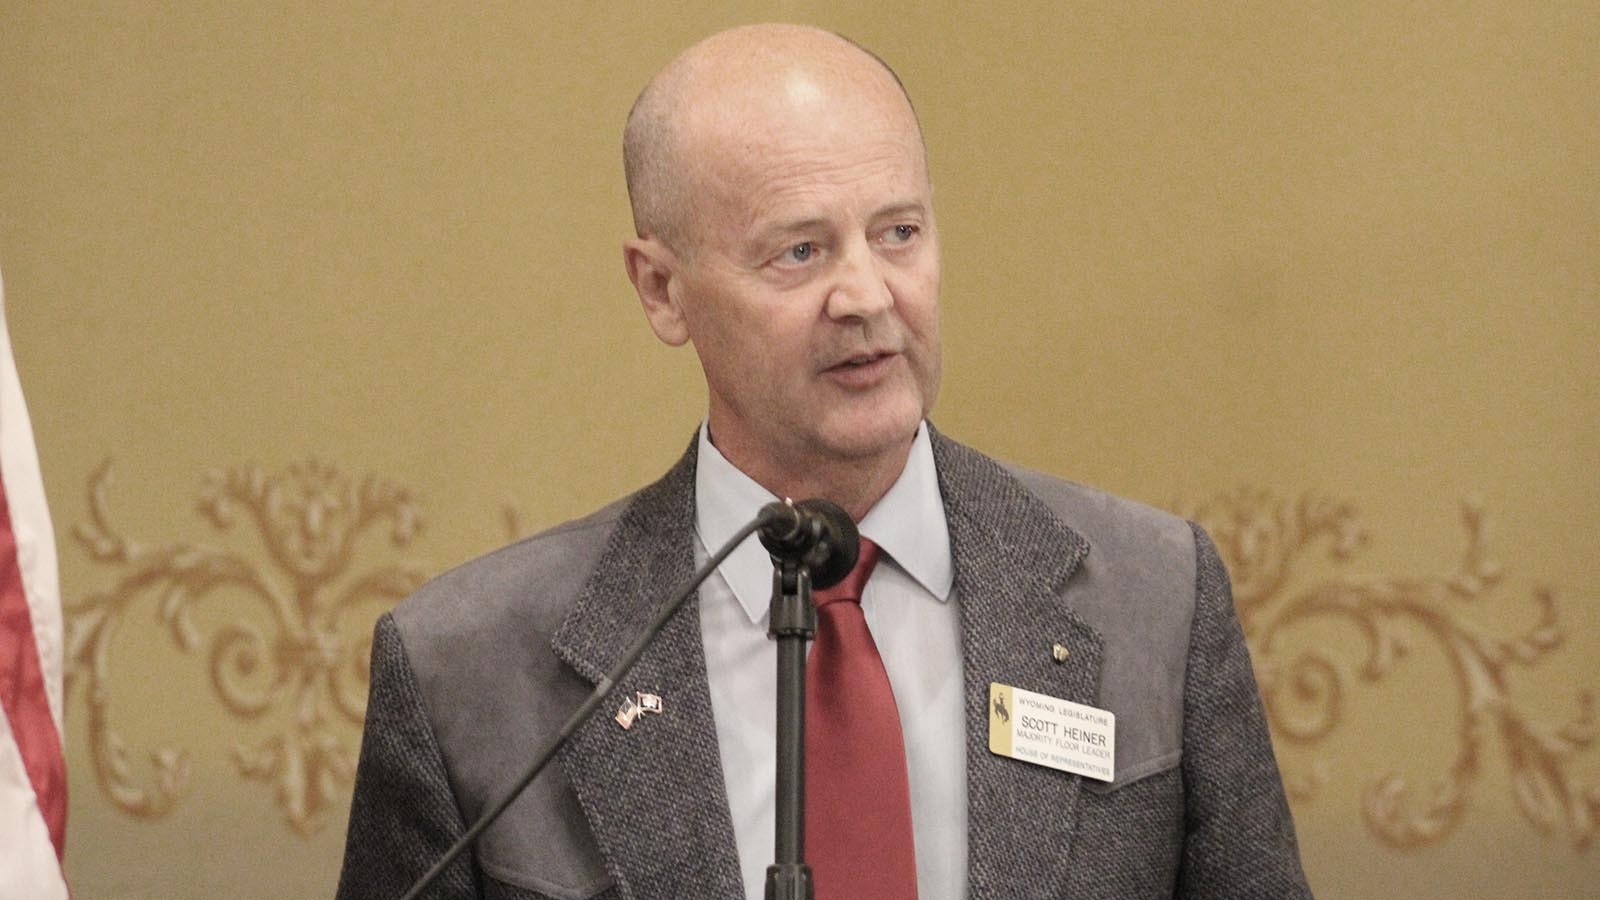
988, 682, 1115, 783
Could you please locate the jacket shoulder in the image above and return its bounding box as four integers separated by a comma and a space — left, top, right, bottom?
389, 493, 632, 646
1000, 461, 1197, 570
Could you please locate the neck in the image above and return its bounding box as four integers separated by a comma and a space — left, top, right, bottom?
709, 430, 916, 523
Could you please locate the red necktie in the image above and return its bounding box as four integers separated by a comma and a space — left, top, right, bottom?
805, 538, 919, 900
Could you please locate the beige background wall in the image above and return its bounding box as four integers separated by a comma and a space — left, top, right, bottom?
2, 3, 1595, 898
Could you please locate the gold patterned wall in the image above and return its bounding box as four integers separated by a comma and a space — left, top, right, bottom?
2, 4, 1595, 898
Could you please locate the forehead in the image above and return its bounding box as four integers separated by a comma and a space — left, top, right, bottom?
680, 73, 931, 235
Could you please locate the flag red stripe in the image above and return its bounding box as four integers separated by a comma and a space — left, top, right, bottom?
0, 463, 66, 861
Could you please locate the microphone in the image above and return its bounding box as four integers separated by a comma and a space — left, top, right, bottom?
757, 498, 859, 589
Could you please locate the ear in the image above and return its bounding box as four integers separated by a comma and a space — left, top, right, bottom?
624, 236, 690, 347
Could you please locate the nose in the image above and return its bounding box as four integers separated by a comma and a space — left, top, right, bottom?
824, 239, 894, 321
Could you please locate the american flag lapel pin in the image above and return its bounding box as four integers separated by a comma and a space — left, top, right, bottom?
615, 694, 642, 730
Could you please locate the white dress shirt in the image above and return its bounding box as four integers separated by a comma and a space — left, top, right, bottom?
695, 423, 968, 900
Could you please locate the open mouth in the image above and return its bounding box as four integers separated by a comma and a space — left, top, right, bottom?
832, 351, 893, 370
823, 351, 898, 386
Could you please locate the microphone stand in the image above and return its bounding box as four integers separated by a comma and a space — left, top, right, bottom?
763, 559, 816, 900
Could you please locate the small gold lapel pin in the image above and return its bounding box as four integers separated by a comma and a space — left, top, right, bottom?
1051, 643, 1070, 664
617, 692, 664, 730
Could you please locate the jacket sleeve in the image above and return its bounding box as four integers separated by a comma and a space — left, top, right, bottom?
337, 613, 480, 900
1176, 525, 1314, 898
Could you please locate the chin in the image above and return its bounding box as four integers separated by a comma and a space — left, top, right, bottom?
816, 403, 924, 462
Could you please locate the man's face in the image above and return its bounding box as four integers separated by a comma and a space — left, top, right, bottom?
664, 77, 942, 478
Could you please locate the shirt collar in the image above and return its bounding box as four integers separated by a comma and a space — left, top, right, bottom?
694, 422, 954, 625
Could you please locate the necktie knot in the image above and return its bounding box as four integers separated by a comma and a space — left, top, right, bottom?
811, 537, 880, 609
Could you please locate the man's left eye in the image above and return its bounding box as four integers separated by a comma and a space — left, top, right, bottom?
885, 224, 919, 243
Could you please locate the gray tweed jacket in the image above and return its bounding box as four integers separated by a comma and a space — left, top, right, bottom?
337, 431, 1312, 899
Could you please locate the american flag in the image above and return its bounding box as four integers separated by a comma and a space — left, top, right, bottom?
0, 267, 69, 898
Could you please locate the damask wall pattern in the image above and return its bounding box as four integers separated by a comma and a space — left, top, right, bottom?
62, 460, 1598, 854
65, 461, 428, 835
1184, 490, 1596, 851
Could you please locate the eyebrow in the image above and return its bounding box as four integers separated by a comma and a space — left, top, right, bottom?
872, 200, 929, 221
755, 217, 830, 243
752, 201, 930, 245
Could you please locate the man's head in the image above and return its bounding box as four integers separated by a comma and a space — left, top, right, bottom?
622, 24, 942, 511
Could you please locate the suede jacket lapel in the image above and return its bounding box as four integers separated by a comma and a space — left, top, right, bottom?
550, 446, 746, 900
931, 430, 1104, 899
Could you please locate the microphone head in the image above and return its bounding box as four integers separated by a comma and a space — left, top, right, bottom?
758, 498, 859, 589
796, 499, 858, 589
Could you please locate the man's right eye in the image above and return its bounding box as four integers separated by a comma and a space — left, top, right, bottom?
783, 242, 815, 264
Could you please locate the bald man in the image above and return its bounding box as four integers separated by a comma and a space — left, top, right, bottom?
338, 25, 1312, 900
